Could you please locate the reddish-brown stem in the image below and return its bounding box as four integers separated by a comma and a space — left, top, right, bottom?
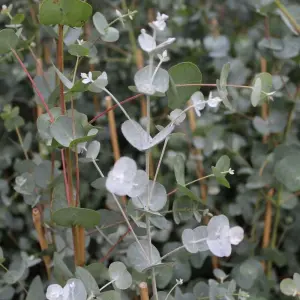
75, 151, 80, 207
89, 93, 143, 124
100, 228, 131, 263
11, 48, 54, 122
65, 149, 74, 206
61, 149, 72, 206
57, 25, 66, 114
89, 82, 253, 124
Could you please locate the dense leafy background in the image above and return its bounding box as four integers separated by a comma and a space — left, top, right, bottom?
0, 0, 300, 299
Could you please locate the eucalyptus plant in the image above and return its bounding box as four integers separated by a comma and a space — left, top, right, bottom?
0, 1, 300, 300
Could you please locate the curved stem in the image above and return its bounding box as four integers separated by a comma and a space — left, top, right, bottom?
11, 49, 54, 122
158, 245, 185, 263
275, 0, 300, 34
99, 279, 116, 292
150, 59, 163, 84
89, 94, 142, 124
15, 127, 29, 160
103, 88, 133, 122
165, 281, 181, 300
92, 159, 148, 260
267, 186, 282, 276
73, 56, 80, 85
149, 137, 169, 203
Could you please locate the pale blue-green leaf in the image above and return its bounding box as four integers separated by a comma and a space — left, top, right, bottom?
75, 266, 100, 296
25, 276, 44, 300
174, 154, 185, 185
101, 27, 120, 43
251, 78, 262, 107
275, 154, 300, 192
253, 116, 270, 135
127, 240, 161, 272
52, 63, 73, 89
93, 12, 108, 36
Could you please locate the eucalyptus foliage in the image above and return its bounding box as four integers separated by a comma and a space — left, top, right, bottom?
0, 1, 300, 300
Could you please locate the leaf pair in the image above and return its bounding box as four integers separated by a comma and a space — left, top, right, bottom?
121, 120, 174, 151
93, 12, 119, 43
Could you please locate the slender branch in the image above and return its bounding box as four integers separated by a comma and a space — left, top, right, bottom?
60, 149, 72, 206
100, 228, 131, 262
99, 279, 116, 292
165, 281, 182, 300
275, 0, 300, 34
159, 245, 185, 263
15, 127, 29, 160
57, 25, 66, 114
89, 94, 142, 124
103, 88, 133, 122
92, 159, 148, 259
149, 137, 169, 202
267, 186, 282, 276
11, 49, 54, 122
95, 226, 114, 246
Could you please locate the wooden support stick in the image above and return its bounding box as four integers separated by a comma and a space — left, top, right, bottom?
139, 282, 150, 300
32, 208, 51, 279
106, 96, 127, 204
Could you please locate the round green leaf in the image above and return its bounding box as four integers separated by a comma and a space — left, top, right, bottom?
52, 207, 101, 229
39, 0, 92, 27
0, 29, 19, 54
167, 62, 202, 109
50, 115, 85, 147
252, 72, 272, 105
68, 44, 89, 57
275, 154, 300, 192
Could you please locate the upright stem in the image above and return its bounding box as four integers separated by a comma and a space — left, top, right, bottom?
267, 186, 282, 276
187, 99, 214, 266
15, 127, 29, 160
57, 24, 83, 266
57, 25, 66, 114
84, 22, 101, 113
92, 159, 148, 259
146, 94, 158, 300
260, 55, 272, 272
149, 137, 169, 202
